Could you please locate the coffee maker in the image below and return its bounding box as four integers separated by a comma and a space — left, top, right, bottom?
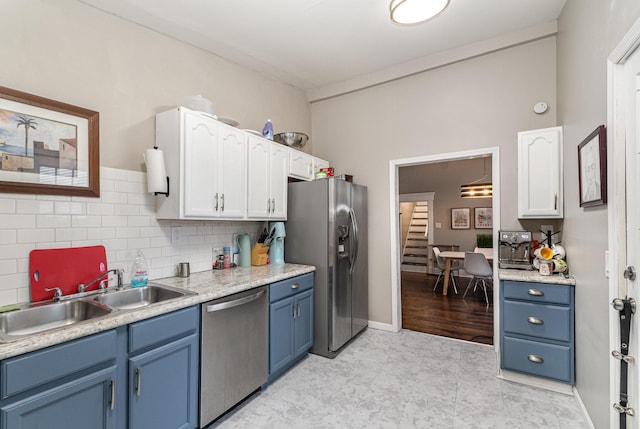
498, 230, 533, 270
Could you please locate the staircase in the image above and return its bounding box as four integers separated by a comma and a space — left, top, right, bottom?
401, 202, 429, 273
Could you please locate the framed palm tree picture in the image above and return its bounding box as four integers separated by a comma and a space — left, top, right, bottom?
0, 86, 99, 197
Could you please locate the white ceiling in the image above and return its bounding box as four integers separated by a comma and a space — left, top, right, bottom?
78, 0, 566, 100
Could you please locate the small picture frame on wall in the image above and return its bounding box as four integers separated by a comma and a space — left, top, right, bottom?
474, 207, 493, 229
451, 207, 470, 230
578, 124, 607, 208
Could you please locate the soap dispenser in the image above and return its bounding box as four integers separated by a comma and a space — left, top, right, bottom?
131, 249, 149, 288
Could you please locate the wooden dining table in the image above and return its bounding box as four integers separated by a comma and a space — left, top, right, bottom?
439, 250, 494, 296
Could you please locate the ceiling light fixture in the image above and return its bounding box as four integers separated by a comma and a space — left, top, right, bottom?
390, 0, 450, 25
461, 157, 492, 198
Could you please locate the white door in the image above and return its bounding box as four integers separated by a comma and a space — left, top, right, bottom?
246, 137, 270, 218
218, 125, 247, 219
269, 143, 289, 219
183, 111, 218, 218
610, 36, 640, 427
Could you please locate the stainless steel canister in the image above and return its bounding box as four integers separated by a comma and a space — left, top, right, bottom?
177, 262, 190, 277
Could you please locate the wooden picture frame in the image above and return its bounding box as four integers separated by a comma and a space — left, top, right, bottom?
578, 125, 606, 208
0, 86, 99, 197
474, 207, 492, 229
451, 207, 470, 230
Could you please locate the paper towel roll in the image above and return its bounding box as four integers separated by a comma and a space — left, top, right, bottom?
144, 148, 167, 194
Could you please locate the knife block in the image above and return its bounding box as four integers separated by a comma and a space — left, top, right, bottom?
251, 243, 269, 266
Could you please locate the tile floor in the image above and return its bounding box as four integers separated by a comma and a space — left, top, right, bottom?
212, 329, 590, 428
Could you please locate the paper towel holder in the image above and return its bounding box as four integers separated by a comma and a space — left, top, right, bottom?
146, 146, 170, 197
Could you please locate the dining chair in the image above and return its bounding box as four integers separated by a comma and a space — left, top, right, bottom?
432, 247, 459, 294
462, 251, 493, 305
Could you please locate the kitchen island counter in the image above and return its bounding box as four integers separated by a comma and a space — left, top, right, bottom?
0, 264, 315, 360
499, 268, 576, 286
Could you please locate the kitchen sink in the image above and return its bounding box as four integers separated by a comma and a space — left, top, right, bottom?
0, 299, 112, 340
93, 284, 193, 310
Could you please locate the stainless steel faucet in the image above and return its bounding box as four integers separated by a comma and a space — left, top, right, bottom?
77, 269, 124, 293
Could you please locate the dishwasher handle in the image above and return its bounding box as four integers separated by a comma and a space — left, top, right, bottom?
206, 289, 266, 312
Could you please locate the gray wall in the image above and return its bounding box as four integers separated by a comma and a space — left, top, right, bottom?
312, 37, 558, 325
0, 0, 312, 172
557, 1, 640, 427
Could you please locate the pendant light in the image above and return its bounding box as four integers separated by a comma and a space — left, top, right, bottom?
390, 0, 450, 25
461, 157, 492, 198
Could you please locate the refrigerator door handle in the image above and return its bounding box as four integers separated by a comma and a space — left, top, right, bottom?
349, 208, 359, 275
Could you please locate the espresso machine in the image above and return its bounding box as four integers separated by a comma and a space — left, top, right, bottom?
498, 230, 533, 270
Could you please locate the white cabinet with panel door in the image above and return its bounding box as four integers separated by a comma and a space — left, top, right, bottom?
289, 150, 314, 181
247, 136, 288, 220
155, 107, 247, 220
517, 126, 563, 218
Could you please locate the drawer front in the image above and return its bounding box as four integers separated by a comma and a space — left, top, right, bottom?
129, 306, 198, 354
269, 273, 313, 303
503, 301, 571, 342
1, 329, 117, 399
502, 280, 572, 305
502, 336, 573, 383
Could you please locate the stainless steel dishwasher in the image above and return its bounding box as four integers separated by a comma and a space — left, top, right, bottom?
200, 285, 268, 427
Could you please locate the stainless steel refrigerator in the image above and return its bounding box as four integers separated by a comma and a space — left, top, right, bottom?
285, 178, 368, 358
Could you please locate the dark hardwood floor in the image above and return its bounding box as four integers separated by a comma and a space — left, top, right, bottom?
401, 271, 494, 345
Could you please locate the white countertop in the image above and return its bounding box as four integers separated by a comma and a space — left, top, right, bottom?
0, 263, 315, 360
499, 268, 576, 286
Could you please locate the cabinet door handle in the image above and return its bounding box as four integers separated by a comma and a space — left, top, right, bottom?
221, 193, 225, 212
554, 194, 558, 210
297, 302, 301, 318
136, 368, 141, 397
214, 193, 219, 211
528, 289, 544, 296
293, 303, 297, 319
271, 198, 275, 213
291, 284, 299, 289
110, 379, 115, 411
267, 199, 271, 213
527, 316, 544, 325
528, 355, 544, 364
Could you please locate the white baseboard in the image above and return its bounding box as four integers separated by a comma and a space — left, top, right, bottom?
367, 321, 396, 332
497, 369, 574, 395
572, 387, 596, 429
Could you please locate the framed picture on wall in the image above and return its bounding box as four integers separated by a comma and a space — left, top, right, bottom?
0, 85, 100, 197
451, 207, 470, 230
578, 124, 607, 207
474, 207, 493, 229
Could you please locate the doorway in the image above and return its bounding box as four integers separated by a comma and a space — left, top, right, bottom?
389, 148, 501, 350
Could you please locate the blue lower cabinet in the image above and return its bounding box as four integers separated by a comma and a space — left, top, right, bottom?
127, 306, 199, 429
0, 305, 200, 429
128, 334, 199, 429
1, 366, 117, 429
268, 273, 314, 384
500, 280, 575, 384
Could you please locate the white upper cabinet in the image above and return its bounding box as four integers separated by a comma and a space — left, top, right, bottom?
289, 150, 314, 181
156, 107, 247, 220
517, 126, 563, 218
247, 136, 288, 220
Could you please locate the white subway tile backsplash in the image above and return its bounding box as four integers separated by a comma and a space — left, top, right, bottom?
72, 215, 102, 228
18, 229, 55, 244
36, 215, 71, 228
0, 167, 262, 307
0, 199, 16, 213
0, 230, 17, 245
87, 202, 115, 216
0, 214, 36, 229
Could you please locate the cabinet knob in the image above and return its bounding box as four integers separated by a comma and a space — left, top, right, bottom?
527, 316, 544, 325
527, 355, 544, 364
